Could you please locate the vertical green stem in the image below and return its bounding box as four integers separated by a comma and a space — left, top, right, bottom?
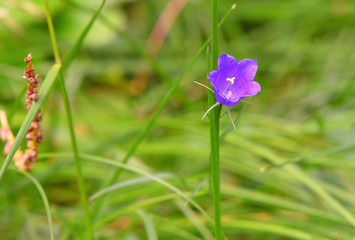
58, 74, 94, 240
210, 0, 222, 239
43, 1, 94, 239
43, 0, 61, 65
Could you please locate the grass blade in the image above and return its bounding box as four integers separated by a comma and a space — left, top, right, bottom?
136, 209, 158, 240
184, 178, 207, 206
11, 168, 54, 240
238, 138, 355, 228
89, 172, 176, 201
39, 152, 213, 226
61, 0, 107, 73
219, 98, 250, 142
176, 199, 214, 240
224, 219, 312, 239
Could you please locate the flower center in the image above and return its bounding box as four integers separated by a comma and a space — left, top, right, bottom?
226, 77, 235, 85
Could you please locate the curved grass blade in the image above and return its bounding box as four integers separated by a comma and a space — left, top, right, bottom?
40, 152, 212, 225
238, 138, 355, 228
224, 219, 312, 239
222, 185, 344, 225
184, 178, 207, 206
0, 64, 61, 181
96, 194, 181, 229
136, 209, 158, 240
89, 172, 176, 201
61, 0, 107, 73
153, 215, 202, 240
176, 199, 214, 240
81, 153, 212, 224
11, 168, 54, 240
260, 143, 355, 172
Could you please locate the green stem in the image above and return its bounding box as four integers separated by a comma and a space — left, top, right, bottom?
12, 169, 54, 240
43, 0, 61, 65
210, 0, 222, 239
58, 74, 94, 240
43, 1, 94, 239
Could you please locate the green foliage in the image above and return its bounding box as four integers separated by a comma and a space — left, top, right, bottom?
0, 0, 355, 239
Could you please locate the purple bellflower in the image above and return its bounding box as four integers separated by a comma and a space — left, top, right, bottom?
195, 54, 260, 130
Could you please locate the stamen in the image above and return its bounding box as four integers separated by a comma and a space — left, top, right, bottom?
226, 77, 235, 84
226, 91, 232, 99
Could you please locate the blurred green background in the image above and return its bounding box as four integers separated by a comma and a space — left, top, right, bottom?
1, 0, 355, 239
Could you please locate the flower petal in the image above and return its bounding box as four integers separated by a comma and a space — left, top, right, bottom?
230, 59, 258, 95
218, 54, 238, 71
243, 81, 261, 97
236, 59, 258, 83
207, 70, 219, 89
209, 54, 238, 93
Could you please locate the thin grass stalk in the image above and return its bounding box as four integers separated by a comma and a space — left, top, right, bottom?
206, 48, 213, 195
91, 4, 236, 221
43, 1, 95, 239
58, 74, 94, 239
43, 0, 61, 65
38, 152, 213, 227
210, 0, 222, 239
61, 0, 106, 73
12, 168, 54, 240
136, 209, 158, 240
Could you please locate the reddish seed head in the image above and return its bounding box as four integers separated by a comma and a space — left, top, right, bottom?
19, 53, 43, 171
28, 77, 35, 84
35, 113, 42, 121
26, 133, 34, 140
27, 141, 35, 149
30, 93, 38, 101
36, 136, 43, 143
34, 75, 39, 84
29, 150, 38, 158
24, 53, 32, 63
30, 122, 39, 130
